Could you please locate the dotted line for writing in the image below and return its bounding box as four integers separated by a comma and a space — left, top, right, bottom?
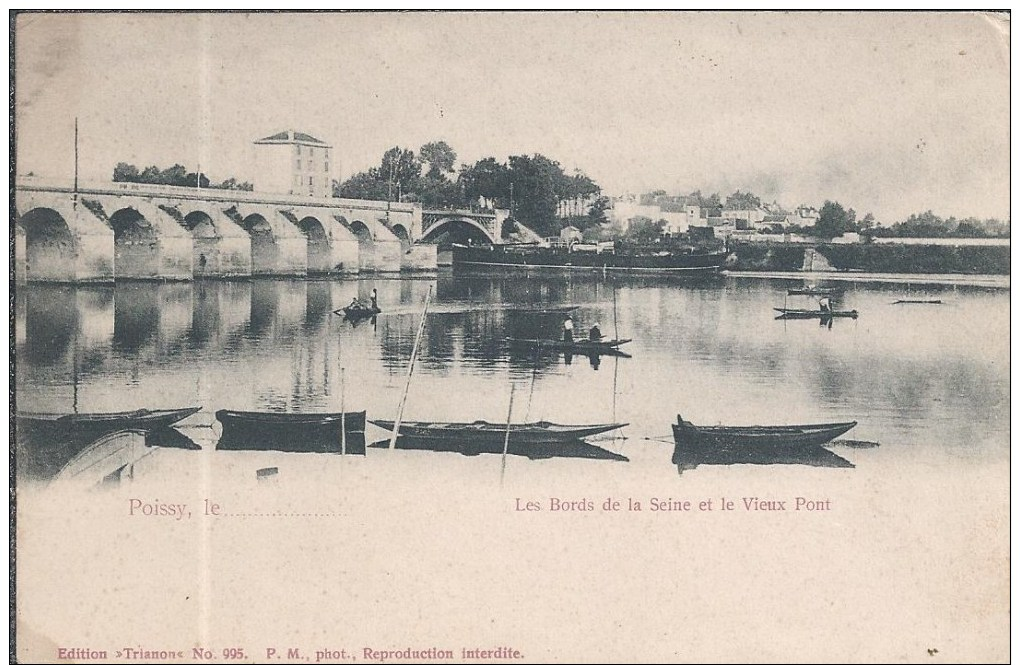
220, 512, 344, 518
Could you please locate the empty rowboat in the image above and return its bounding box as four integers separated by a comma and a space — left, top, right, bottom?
371, 419, 626, 445
672, 415, 857, 452
216, 410, 367, 454
17, 406, 201, 440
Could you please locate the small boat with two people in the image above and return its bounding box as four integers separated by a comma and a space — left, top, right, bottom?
333, 288, 381, 322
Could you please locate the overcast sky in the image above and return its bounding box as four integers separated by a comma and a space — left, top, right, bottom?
14, 11, 1010, 223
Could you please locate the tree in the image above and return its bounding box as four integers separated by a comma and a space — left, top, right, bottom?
419, 141, 457, 180
724, 190, 762, 211
379, 147, 421, 195
335, 171, 389, 200
624, 216, 666, 242
113, 162, 139, 182
507, 154, 563, 237
459, 157, 510, 208
815, 200, 853, 240
587, 196, 611, 226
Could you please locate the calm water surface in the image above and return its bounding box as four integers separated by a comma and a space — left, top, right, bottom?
15, 273, 1010, 482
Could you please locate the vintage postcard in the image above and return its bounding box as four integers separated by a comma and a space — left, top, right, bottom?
12, 11, 1010, 663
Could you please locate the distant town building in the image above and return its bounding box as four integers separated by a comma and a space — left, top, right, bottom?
608, 194, 699, 234
560, 225, 583, 243
253, 130, 332, 197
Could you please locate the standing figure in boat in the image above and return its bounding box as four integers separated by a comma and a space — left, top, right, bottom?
589, 322, 603, 342
370, 288, 378, 311
562, 315, 574, 344
819, 297, 832, 314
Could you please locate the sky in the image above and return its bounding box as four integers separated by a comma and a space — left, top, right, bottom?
14, 11, 1011, 224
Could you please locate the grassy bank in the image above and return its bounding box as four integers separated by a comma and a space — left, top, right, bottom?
727, 241, 1010, 275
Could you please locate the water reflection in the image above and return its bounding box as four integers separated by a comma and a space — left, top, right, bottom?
14, 275, 1010, 480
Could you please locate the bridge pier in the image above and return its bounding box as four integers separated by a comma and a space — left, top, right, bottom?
177, 204, 252, 278
15, 199, 116, 283
105, 200, 193, 280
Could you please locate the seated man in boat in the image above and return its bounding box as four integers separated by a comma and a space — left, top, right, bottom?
589, 322, 603, 342
349, 297, 367, 311
562, 315, 574, 344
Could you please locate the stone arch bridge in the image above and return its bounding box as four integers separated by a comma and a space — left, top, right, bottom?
14, 178, 519, 282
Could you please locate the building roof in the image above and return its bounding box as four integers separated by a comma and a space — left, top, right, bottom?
254, 130, 331, 147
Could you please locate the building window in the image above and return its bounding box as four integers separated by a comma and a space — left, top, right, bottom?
294, 174, 300, 186
325, 149, 329, 160
309, 176, 313, 186
296, 145, 302, 156
324, 162, 329, 172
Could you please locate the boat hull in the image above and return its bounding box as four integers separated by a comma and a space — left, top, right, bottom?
334, 305, 381, 321
672, 417, 857, 453
216, 410, 367, 454
774, 308, 858, 319
508, 338, 632, 355
16, 407, 201, 481
453, 245, 727, 274
370, 420, 625, 445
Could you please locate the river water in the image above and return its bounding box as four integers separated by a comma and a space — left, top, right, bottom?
15, 272, 1009, 479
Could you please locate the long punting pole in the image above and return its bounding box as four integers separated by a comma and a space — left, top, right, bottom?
73, 117, 79, 210
388, 286, 433, 449
340, 366, 347, 456
612, 282, 619, 340
500, 384, 516, 482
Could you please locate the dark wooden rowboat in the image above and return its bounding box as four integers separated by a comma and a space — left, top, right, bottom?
371, 419, 626, 445
508, 338, 632, 354
774, 308, 858, 319
333, 304, 381, 321
17, 406, 201, 439
672, 415, 857, 452
16, 407, 201, 482
787, 287, 843, 296
216, 409, 366, 454
892, 299, 942, 305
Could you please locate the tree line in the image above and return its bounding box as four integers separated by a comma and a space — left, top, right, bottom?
334, 141, 607, 238
113, 162, 253, 191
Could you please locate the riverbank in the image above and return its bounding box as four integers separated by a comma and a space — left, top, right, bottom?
726, 241, 1010, 275
723, 270, 1010, 289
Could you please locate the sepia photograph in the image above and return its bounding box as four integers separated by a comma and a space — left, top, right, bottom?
12, 10, 1010, 663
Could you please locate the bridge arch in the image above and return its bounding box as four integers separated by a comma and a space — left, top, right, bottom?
109, 206, 162, 279
297, 215, 331, 274
183, 210, 217, 276
241, 213, 279, 275
348, 219, 373, 242
420, 216, 496, 244
17, 207, 78, 282
390, 223, 411, 252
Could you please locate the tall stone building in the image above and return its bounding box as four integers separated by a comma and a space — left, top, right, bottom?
253, 130, 332, 197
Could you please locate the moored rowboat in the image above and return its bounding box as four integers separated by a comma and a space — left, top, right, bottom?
18, 406, 201, 439
672, 415, 857, 452
216, 410, 367, 454
371, 419, 626, 445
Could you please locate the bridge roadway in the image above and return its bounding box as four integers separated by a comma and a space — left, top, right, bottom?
14, 177, 517, 282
